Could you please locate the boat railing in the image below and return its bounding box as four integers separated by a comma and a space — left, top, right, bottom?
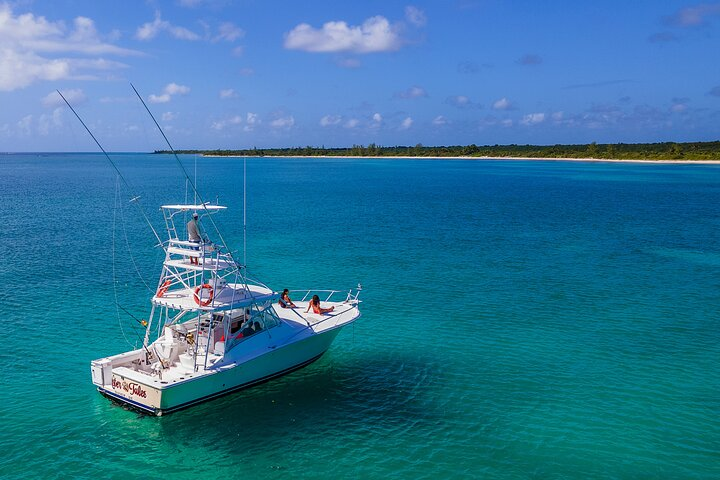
290, 286, 362, 304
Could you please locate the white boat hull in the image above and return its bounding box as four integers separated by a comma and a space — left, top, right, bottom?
97, 327, 341, 415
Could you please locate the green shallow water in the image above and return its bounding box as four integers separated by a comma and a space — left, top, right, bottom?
1, 154, 719, 479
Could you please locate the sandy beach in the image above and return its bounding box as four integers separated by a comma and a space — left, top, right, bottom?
202, 154, 720, 164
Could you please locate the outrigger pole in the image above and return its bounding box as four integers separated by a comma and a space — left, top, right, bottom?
129, 84, 238, 266
56, 90, 163, 247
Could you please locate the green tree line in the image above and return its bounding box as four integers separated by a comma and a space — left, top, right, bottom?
156, 141, 720, 161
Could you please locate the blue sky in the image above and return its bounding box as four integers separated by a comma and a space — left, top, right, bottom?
1, 0, 719, 151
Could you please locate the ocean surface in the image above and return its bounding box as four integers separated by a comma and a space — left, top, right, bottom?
1, 153, 719, 479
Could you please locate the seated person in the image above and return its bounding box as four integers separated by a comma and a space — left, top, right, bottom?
305, 294, 335, 314
279, 289, 297, 308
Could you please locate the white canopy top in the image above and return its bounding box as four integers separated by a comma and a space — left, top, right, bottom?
161, 204, 227, 211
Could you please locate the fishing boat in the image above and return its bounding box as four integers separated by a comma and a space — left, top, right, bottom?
90, 203, 361, 415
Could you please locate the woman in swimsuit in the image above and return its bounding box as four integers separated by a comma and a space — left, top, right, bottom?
279, 288, 297, 308
305, 294, 334, 314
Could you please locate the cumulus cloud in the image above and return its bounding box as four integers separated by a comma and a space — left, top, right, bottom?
399, 117, 413, 130
214, 22, 244, 42
670, 97, 689, 113
492, 97, 512, 110
517, 54, 542, 65
161, 111, 177, 121
335, 57, 361, 68
284, 15, 403, 53
211, 115, 242, 130
344, 118, 359, 128
372, 113, 383, 123
405, 6, 427, 27
320, 115, 342, 126
666, 3, 720, 27
42, 88, 86, 108
136, 11, 200, 41
17, 114, 33, 135
244, 112, 259, 131
445, 95, 480, 109
395, 86, 428, 99
38, 108, 63, 135
0, 4, 140, 91
148, 82, 190, 103
521, 113, 545, 125
432, 115, 448, 126
270, 116, 295, 128
219, 88, 237, 99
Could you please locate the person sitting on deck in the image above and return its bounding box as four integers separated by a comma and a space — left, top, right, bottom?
187, 212, 202, 265
306, 294, 334, 314
279, 289, 297, 308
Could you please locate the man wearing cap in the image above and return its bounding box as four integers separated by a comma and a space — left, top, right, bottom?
187, 212, 202, 265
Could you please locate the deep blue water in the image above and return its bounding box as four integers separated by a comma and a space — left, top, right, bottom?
1, 153, 719, 479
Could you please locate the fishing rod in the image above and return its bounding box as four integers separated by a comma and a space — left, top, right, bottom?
129, 84, 239, 266
57, 90, 163, 247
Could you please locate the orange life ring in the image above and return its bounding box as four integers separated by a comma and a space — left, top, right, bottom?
193, 284, 214, 306
156, 280, 171, 297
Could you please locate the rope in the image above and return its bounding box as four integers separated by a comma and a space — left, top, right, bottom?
117, 185, 154, 293
57, 90, 163, 247
113, 176, 138, 349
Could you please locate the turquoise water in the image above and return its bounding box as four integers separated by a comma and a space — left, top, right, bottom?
1, 154, 719, 479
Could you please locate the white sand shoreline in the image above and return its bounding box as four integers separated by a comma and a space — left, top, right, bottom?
201, 154, 720, 165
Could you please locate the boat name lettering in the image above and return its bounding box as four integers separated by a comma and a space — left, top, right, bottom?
112, 377, 148, 398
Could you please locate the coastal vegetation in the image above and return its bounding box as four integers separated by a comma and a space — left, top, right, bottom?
157, 140, 720, 161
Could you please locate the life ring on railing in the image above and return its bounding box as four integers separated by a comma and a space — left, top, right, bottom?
193, 284, 214, 306
156, 280, 171, 297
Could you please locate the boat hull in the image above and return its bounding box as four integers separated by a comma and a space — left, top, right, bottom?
97, 327, 341, 415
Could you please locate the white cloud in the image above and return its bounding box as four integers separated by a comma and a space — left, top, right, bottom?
42, 88, 86, 108
284, 15, 403, 53
552, 111, 564, 122
501, 119, 513, 127
135, 12, 200, 41
395, 86, 428, 99
320, 115, 342, 126
492, 97, 512, 110
521, 113, 545, 125
344, 118, 359, 128
17, 114, 32, 135
232, 46, 245, 56
399, 116, 413, 130
0, 4, 140, 91
405, 6, 427, 27
446, 95, 477, 108
239, 67, 255, 76
432, 115, 448, 126
220, 88, 237, 99
161, 111, 176, 121
165, 83, 190, 95
214, 22, 244, 42
336, 57, 361, 68
38, 107, 63, 135
270, 116, 295, 128
148, 83, 190, 103
668, 4, 720, 26
148, 93, 171, 104
211, 115, 242, 130
244, 112, 259, 131
372, 113, 383, 123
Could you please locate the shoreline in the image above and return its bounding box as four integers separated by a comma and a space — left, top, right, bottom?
201, 154, 720, 164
